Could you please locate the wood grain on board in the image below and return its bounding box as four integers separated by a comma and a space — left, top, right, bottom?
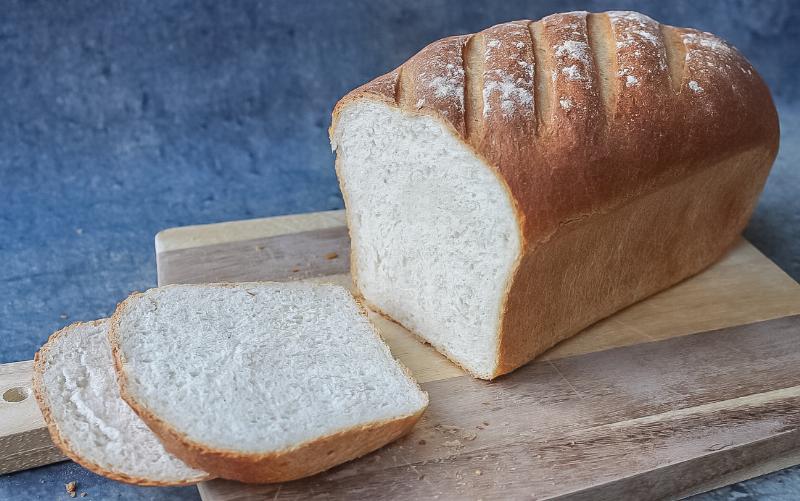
0, 361, 65, 475
0, 209, 798, 499
154, 210, 800, 500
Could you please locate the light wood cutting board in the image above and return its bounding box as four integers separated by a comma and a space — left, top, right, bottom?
2, 209, 800, 500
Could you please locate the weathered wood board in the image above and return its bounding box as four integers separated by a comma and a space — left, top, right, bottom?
0, 361, 65, 475
1, 209, 799, 501
156, 210, 800, 500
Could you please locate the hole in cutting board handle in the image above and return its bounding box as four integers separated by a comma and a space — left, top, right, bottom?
2, 386, 31, 403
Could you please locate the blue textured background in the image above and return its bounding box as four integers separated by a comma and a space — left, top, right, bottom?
1, 0, 798, 499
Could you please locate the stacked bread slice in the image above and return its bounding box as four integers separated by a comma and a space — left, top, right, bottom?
33, 320, 209, 485
33, 282, 428, 485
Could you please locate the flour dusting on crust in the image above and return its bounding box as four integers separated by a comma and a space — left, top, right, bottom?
482, 25, 535, 119
682, 29, 754, 104
412, 37, 467, 118
483, 70, 533, 117
609, 11, 667, 90
396, 11, 762, 131
553, 41, 592, 81
546, 11, 594, 105
429, 63, 465, 103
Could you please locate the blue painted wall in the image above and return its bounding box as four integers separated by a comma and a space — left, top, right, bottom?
1, 1, 798, 499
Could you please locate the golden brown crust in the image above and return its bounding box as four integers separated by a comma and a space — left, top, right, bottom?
494, 146, 774, 376
330, 10, 779, 379
332, 10, 778, 243
32, 320, 209, 486
121, 398, 424, 484
108, 284, 428, 484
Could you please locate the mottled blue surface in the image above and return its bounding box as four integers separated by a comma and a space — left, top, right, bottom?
1, 0, 798, 499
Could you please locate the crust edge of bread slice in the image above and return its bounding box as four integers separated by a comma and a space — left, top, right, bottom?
108, 283, 429, 484
32, 320, 211, 487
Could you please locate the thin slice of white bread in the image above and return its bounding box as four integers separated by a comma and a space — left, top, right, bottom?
109, 282, 429, 484
32, 319, 209, 486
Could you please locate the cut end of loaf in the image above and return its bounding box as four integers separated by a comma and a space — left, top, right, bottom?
333, 100, 522, 379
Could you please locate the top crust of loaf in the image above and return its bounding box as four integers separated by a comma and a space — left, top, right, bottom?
330, 10, 779, 247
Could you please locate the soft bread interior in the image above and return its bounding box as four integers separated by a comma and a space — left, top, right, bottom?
112, 283, 427, 454
333, 100, 521, 378
35, 320, 206, 485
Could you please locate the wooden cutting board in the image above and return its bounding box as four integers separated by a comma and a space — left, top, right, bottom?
2, 209, 800, 500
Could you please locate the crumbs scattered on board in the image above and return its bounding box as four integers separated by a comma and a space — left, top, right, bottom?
65, 481, 77, 498
434, 423, 480, 448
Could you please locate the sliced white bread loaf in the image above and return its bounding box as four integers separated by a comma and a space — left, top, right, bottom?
331, 11, 779, 379
32, 319, 209, 486
109, 282, 428, 484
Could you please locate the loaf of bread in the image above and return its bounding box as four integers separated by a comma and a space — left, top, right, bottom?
330, 11, 779, 379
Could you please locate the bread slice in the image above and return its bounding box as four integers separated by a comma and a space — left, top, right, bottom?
330, 11, 778, 379
109, 282, 428, 484
32, 319, 209, 486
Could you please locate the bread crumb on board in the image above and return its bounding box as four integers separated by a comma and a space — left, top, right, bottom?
65, 481, 77, 497
324, 252, 339, 260
434, 423, 479, 442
